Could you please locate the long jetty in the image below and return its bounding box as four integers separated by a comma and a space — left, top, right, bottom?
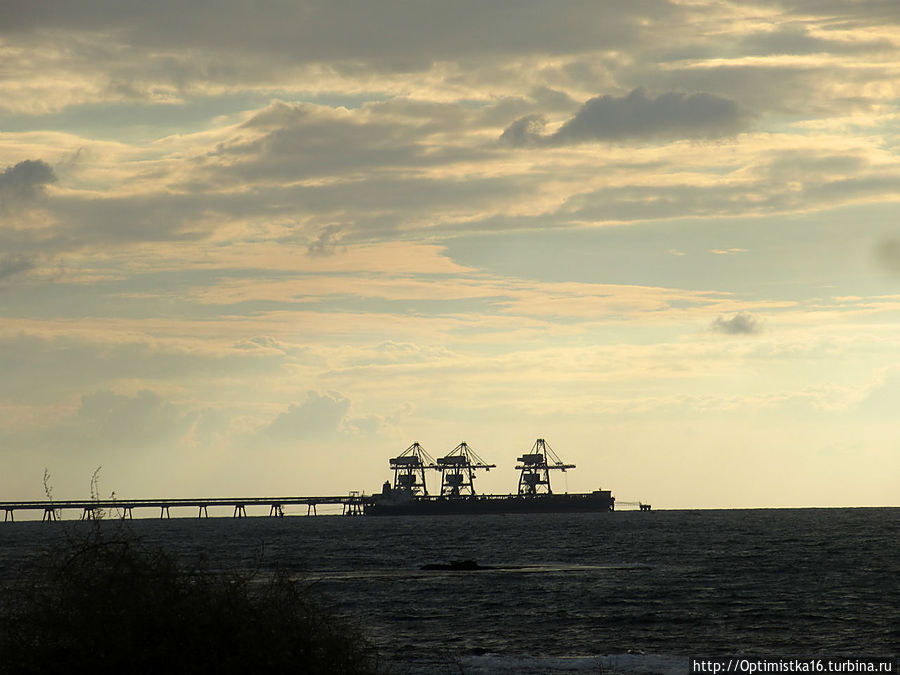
1, 494, 372, 522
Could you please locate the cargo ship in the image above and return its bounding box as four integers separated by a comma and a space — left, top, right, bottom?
364, 438, 623, 516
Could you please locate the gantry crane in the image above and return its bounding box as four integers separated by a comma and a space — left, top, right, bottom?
389, 442, 436, 496
516, 438, 575, 496
435, 442, 496, 497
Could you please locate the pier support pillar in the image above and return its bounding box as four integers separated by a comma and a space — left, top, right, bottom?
160, 506, 170, 519
307, 503, 317, 516
233, 504, 247, 518
198, 505, 209, 518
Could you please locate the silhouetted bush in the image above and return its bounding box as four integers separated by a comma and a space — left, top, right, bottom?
0, 525, 379, 674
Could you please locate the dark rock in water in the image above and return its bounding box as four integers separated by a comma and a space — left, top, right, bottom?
420, 559, 495, 571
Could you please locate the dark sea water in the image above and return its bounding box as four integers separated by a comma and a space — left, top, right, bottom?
2, 508, 898, 673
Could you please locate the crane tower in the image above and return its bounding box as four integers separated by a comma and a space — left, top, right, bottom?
435, 442, 496, 497
389, 442, 436, 496
516, 438, 575, 496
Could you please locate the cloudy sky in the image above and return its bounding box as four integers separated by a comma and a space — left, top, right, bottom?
2, 0, 899, 509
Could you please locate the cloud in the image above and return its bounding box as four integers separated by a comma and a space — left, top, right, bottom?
873, 238, 900, 275
0, 254, 35, 280
498, 114, 547, 147
0, 1, 675, 67
556, 154, 900, 225
0, 3, 676, 114
501, 89, 747, 147
263, 391, 352, 442
0, 331, 290, 404
556, 89, 747, 143
0, 191, 218, 257
0, 159, 56, 207
233, 336, 289, 354
208, 99, 497, 188
710, 312, 762, 335
739, 24, 895, 57
260, 391, 399, 444
36, 389, 200, 453
857, 367, 900, 418
307, 225, 345, 257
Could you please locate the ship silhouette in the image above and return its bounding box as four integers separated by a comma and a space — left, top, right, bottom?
365, 439, 618, 516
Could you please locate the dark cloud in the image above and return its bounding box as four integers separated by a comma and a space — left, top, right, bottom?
498, 114, 547, 147
0, 1, 893, 127
0, 191, 218, 257
710, 312, 762, 335
0, 254, 35, 280
637, 60, 887, 118
0, 1, 679, 66
739, 25, 895, 56
555, 89, 746, 142
0, 159, 56, 207
209, 101, 462, 184
498, 118, 541, 148
501, 89, 747, 147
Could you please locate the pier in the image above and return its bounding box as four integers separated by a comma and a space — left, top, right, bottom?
2, 439, 651, 521
1, 494, 371, 522
615, 501, 653, 511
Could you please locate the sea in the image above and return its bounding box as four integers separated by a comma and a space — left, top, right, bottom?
1, 508, 898, 673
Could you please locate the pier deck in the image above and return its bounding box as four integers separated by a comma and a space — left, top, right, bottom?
1, 494, 371, 521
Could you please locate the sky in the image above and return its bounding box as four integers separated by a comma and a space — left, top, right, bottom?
1, 0, 899, 509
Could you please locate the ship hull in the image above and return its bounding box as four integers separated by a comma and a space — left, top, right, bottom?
364, 492, 615, 516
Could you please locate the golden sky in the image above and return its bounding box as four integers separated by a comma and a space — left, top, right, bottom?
2, 0, 899, 507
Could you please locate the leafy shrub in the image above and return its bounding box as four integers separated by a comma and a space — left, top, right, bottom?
0, 525, 379, 674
